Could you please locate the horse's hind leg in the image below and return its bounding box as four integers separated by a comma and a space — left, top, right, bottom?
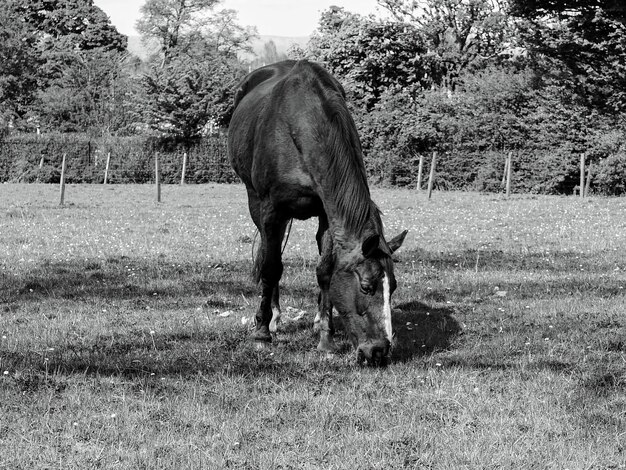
251, 200, 287, 344
315, 215, 336, 353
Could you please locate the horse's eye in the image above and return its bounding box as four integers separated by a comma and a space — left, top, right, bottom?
359, 282, 377, 296
355, 269, 378, 296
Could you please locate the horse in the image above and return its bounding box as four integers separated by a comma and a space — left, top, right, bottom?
228, 59, 407, 365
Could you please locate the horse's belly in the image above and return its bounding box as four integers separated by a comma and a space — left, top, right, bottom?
276, 194, 323, 220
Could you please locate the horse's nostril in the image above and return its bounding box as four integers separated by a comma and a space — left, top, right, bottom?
357, 348, 366, 364
370, 347, 388, 366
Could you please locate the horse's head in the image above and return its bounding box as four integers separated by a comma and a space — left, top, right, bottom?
330, 229, 407, 365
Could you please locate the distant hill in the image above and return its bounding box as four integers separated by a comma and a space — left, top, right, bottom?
126, 35, 309, 61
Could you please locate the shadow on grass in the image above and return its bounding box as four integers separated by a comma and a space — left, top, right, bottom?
4, 248, 622, 385
2, 255, 326, 309
2, 256, 258, 306
391, 300, 462, 363
5, 245, 623, 310
2, 300, 462, 389
2, 323, 358, 394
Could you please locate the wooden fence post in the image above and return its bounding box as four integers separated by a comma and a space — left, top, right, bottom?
584, 162, 592, 197
427, 151, 437, 200
155, 153, 161, 203
37, 153, 45, 183
181, 152, 187, 185
505, 152, 512, 198
580, 153, 585, 199
501, 152, 509, 186
416, 154, 424, 191
104, 152, 111, 184
59, 153, 67, 206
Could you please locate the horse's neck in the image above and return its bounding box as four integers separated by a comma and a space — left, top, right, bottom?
328, 209, 378, 255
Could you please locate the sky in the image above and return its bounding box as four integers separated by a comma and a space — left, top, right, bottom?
93, 0, 385, 38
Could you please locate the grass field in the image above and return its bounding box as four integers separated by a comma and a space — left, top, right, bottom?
1, 183, 625, 469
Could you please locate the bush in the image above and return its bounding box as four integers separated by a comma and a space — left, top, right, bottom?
595, 152, 626, 196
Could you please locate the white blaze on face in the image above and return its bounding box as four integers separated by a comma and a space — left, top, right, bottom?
382, 273, 393, 343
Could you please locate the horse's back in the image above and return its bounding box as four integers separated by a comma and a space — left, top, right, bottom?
228, 60, 360, 220
228, 60, 339, 189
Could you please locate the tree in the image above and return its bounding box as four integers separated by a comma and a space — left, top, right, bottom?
309, 8, 435, 108
136, 0, 220, 66
286, 43, 308, 60
377, 0, 513, 89
509, 0, 626, 113
36, 50, 138, 134
3, 0, 128, 133
200, 9, 256, 58
20, 0, 127, 52
509, 0, 626, 22
141, 53, 243, 139
137, 5, 252, 138
0, 0, 41, 128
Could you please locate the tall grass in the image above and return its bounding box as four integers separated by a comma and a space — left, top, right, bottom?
1, 184, 625, 469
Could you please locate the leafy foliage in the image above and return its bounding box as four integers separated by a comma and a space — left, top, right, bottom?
19, 0, 127, 53
136, 2, 251, 139
300, 2, 626, 194
310, 8, 435, 108
2, 0, 626, 194
35, 50, 137, 134
510, 0, 626, 113
2, 0, 129, 133
377, 0, 514, 88
141, 53, 243, 139
0, 1, 41, 126
595, 152, 626, 196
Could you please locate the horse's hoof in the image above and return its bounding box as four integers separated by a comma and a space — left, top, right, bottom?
253, 327, 272, 343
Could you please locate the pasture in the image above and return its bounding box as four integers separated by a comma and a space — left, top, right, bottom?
1, 183, 625, 469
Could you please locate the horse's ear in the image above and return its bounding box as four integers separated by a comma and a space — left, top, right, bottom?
388, 230, 408, 254
362, 234, 380, 258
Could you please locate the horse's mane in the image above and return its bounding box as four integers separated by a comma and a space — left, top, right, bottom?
300, 61, 383, 238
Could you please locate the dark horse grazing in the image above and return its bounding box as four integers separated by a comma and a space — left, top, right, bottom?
228, 60, 407, 364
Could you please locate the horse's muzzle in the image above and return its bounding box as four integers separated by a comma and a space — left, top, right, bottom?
357, 339, 390, 366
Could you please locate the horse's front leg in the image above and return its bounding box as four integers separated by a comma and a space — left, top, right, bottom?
314, 216, 336, 353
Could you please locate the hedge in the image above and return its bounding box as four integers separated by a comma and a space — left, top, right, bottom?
0, 133, 238, 184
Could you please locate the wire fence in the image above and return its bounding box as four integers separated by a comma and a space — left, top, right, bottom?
0, 134, 238, 185
0, 135, 605, 199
